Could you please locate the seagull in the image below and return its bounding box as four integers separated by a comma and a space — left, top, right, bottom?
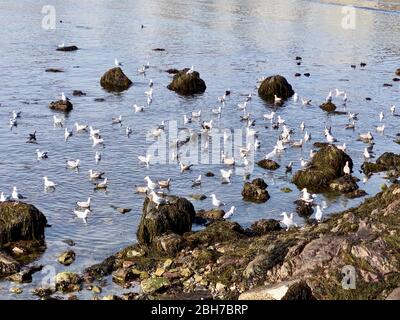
89, 169, 105, 180
348, 112, 359, 121
151, 127, 164, 138
183, 114, 192, 124
134, 104, 144, 113
326, 91, 332, 102
36, 149, 48, 160
95, 152, 101, 165
335, 89, 345, 97
292, 139, 303, 148
300, 122, 305, 132
11, 187, 25, 201
186, 65, 194, 75
145, 88, 153, 97
9, 118, 17, 130
75, 122, 88, 132
212, 106, 222, 115
364, 148, 373, 159
223, 206, 236, 219
280, 212, 296, 231
66, 159, 80, 169
309, 149, 317, 159
238, 101, 248, 110
64, 128, 73, 141
276, 140, 286, 152
379, 111, 384, 122
92, 136, 104, 147
337, 143, 347, 152
95, 178, 108, 190
300, 158, 309, 167
112, 115, 122, 125
147, 96, 153, 105
221, 152, 235, 165
343, 161, 351, 175
304, 131, 311, 142
220, 169, 232, 183
359, 132, 374, 142
144, 176, 158, 190
58, 42, 65, 48
376, 124, 385, 133
301, 98, 312, 106
192, 175, 202, 187
345, 121, 356, 130
390, 105, 396, 115
179, 161, 193, 173
210, 194, 224, 207
263, 111, 275, 122
126, 127, 133, 137
277, 115, 285, 125
192, 110, 201, 118
12, 110, 21, 119
343, 93, 348, 103
148, 79, 153, 87
53, 115, 64, 127
254, 139, 261, 150
326, 132, 337, 143
158, 178, 171, 189
301, 188, 316, 203
150, 191, 168, 208
27, 130, 37, 143
0, 192, 11, 202
76, 197, 91, 208
90, 126, 100, 137
265, 146, 278, 160
114, 58, 122, 67
43, 176, 56, 189
138, 154, 151, 167
61, 92, 67, 102
74, 208, 91, 223
285, 162, 293, 174
274, 95, 283, 105
201, 120, 213, 130
315, 205, 323, 222
293, 92, 299, 102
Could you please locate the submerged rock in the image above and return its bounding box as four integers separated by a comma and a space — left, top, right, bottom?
319, 101, 337, 112
45, 68, 64, 73
167, 68, 206, 95
362, 152, 400, 177
258, 75, 294, 103
0, 202, 47, 247
100, 67, 132, 92
49, 99, 73, 112
0, 252, 20, 278
72, 90, 86, 96
396, 68, 400, 76
55, 272, 82, 292
58, 250, 76, 266
329, 175, 359, 193
257, 159, 280, 170
56, 45, 78, 52
136, 196, 195, 245
242, 178, 270, 203
292, 145, 353, 192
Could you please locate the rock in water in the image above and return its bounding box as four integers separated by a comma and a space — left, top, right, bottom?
49, 99, 73, 112
319, 101, 337, 112
329, 175, 359, 193
136, 196, 195, 245
396, 68, 400, 76
56, 45, 78, 52
292, 145, 353, 192
257, 159, 280, 170
100, 67, 133, 92
0, 252, 20, 278
258, 75, 294, 103
58, 250, 76, 266
55, 272, 82, 292
167, 68, 206, 95
241, 178, 270, 203
0, 202, 47, 247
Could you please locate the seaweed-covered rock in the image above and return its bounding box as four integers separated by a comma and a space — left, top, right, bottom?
250, 219, 282, 235
141, 277, 170, 294
58, 250, 76, 266
137, 196, 195, 245
55, 272, 82, 292
167, 68, 206, 95
329, 175, 359, 193
319, 101, 337, 112
196, 209, 225, 221
242, 178, 270, 203
49, 99, 73, 112
362, 152, 400, 176
56, 45, 78, 52
396, 68, 400, 76
294, 200, 314, 217
0, 252, 20, 278
258, 75, 294, 103
257, 159, 280, 170
0, 202, 47, 247
155, 233, 184, 256
100, 67, 132, 91
292, 145, 353, 192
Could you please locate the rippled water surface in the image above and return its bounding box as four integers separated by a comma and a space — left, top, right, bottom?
0, 0, 399, 299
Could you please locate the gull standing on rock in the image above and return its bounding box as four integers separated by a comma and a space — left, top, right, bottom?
280, 212, 296, 231
210, 194, 225, 207
12, 187, 25, 201
223, 206, 236, 219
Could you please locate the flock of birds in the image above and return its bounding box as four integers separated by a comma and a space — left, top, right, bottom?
1, 56, 397, 230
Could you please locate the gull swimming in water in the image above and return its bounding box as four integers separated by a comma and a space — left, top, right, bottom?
75, 122, 88, 132
210, 194, 225, 207
192, 110, 201, 118
390, 105, 395, 115
326, 132, 337, 143
66, 159, 80, 169
301, 98, 312, 106
114, 58, 122, 67
220, 169, 232, 183
304, 131, 311, 142
74, 208, 91, 223
12, 187, 25, 201
64, 128, 73, 141
300, 122, 305, 132
221, 152, 235, 165
265, 146, 278, 160
337, 143, 347, 152
359, 132, 373, 142
95, 178, 108, 190
134, 104, 144, 113
335, 89, 345, 97
379, 112, 384, 122
179, 161, 193, 173
300, 158, 310, 167
90, 126, 100, 137
158, 178, 171, 189
53, 115, 64, 127
280, 212, 296, 231
126, 127, 132, 137
223, 206, 236, 219
192, 175, 202, 187
112, 115, 122, 125
95, 151, 101, 165
76, 197, 91, 208
183, 114, 192, 124
364, 147, 373, 159
326, 91, 332, 102
36, 149, 48, 160
43, 176, 56, 189
89, 169, 105, 180
263, 111, 275, 122
92, 136, 104, 147
293, 92, 298, 102
138, 154, 151, 167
